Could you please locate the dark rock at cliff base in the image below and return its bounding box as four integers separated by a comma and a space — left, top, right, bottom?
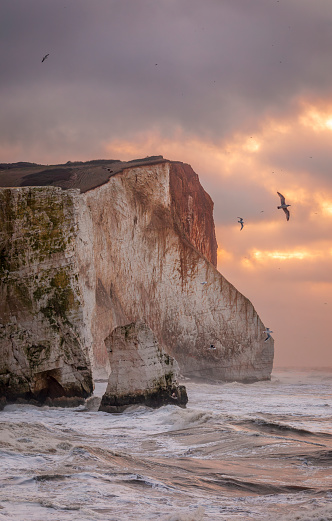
99, 321, 188, 413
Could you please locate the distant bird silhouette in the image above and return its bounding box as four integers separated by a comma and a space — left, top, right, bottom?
263, 328, 273, 341
41, 54, 49, 63
277, 192, 290, 221
209, 344, 216, 350
201, 281, 207, 285
237, 217, 244, 230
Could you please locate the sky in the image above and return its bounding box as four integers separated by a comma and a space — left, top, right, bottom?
1, 0, 331, 369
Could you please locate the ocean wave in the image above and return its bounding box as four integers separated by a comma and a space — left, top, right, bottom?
207, 475, 313, 495
274, 504, 332, 521
162, 506, 205, 521
161, 408, 214, 430
34, 473, 70, 482
38, 498, 81, 511
298, 449, 332, 466
118, 473, 172, 491
238, 417, 332, 440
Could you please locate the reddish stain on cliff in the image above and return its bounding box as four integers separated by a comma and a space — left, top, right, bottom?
169, 162, 218, 267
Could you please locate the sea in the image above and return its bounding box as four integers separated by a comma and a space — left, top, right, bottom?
0, 369, 331, 521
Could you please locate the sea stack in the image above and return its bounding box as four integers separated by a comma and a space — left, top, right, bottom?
99, 320, 188, 412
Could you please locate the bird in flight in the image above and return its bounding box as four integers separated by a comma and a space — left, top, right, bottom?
201, 281, 207, 285
237, 217, 244, 230
277, 192, 290, 221
41, 54, 49, 63
263, 328, 273, 342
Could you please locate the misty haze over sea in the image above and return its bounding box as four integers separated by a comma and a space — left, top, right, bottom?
0, 368, 331, 520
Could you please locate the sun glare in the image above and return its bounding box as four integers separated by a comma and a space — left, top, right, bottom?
326, 118, 332, 130
321, 201, 332, 215
244, 137, 261, 152
252, 250, 319, 262
300, 107, 332, 132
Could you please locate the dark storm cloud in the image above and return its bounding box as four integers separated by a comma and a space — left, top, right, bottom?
2, 0, 332, 161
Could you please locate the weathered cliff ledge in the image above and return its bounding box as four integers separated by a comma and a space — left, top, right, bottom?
0, 156, 274, 407
99, 321, 188, 413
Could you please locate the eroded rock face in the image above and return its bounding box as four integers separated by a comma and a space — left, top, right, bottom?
79, 160, 273, 382
0, 157, 274, 394
169, 162, 218, 267
99, 321, 188, 413
0, 187, 93, 405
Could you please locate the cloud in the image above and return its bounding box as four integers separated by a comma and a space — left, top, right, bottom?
2, 0, 332, 163
217, 239, 332, 368
1, 0, 332, 368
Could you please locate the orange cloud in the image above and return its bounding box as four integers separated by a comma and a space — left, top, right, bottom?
321, 200, 332, 216
299, 103, 332, 132
251, 249, 323, 262
217, 247, 233, 263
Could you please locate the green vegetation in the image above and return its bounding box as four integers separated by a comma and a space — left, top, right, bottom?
24, 343, 51, 370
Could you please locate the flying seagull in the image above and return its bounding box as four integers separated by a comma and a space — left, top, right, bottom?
237, 217, 244, 230
277, 192, 290, 221
201, 281, 207, 285
209, 344, 216, 350
263, 328, 273, 342
41, 54, 49, 63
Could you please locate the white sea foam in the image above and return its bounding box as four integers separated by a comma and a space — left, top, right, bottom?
162, 506, 205, 521
276, 504, 332, 521
0, 369, 331, 520
161, 408, 214, 430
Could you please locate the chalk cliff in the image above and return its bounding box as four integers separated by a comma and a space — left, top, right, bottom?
0, 186, 93, 404
0, 157, 274, 405
77, 159, 273, 382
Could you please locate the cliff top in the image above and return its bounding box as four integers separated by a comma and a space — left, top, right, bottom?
0, 156, 167, 193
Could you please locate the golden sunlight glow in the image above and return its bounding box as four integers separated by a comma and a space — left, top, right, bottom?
326, 118, 332, 130
105, 132, 226, 170
251, 249, 325, 262
244, 137, 261, 152
105, 130, 267, 185
321, 201, 332, 215
241, 257, 255, 269
300, 106, 332, 132
217, 248, 233, 262
104, 116, 332, 213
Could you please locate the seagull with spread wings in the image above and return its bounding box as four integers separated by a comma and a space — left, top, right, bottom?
263, 328, 273, 342
41, 54, 49, 63
277, 192, 290, 221
237, 217, 244, 230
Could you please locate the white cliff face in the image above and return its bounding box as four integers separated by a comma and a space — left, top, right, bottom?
0, 187, 93, 403
78, 161, 273, 382
0, 160, 273, 398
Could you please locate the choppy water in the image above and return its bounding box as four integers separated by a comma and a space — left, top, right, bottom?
0, 369, 332, 521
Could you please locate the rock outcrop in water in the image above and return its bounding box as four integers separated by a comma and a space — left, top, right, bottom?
0, 156, 274, 406
99, 320, 188, 412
